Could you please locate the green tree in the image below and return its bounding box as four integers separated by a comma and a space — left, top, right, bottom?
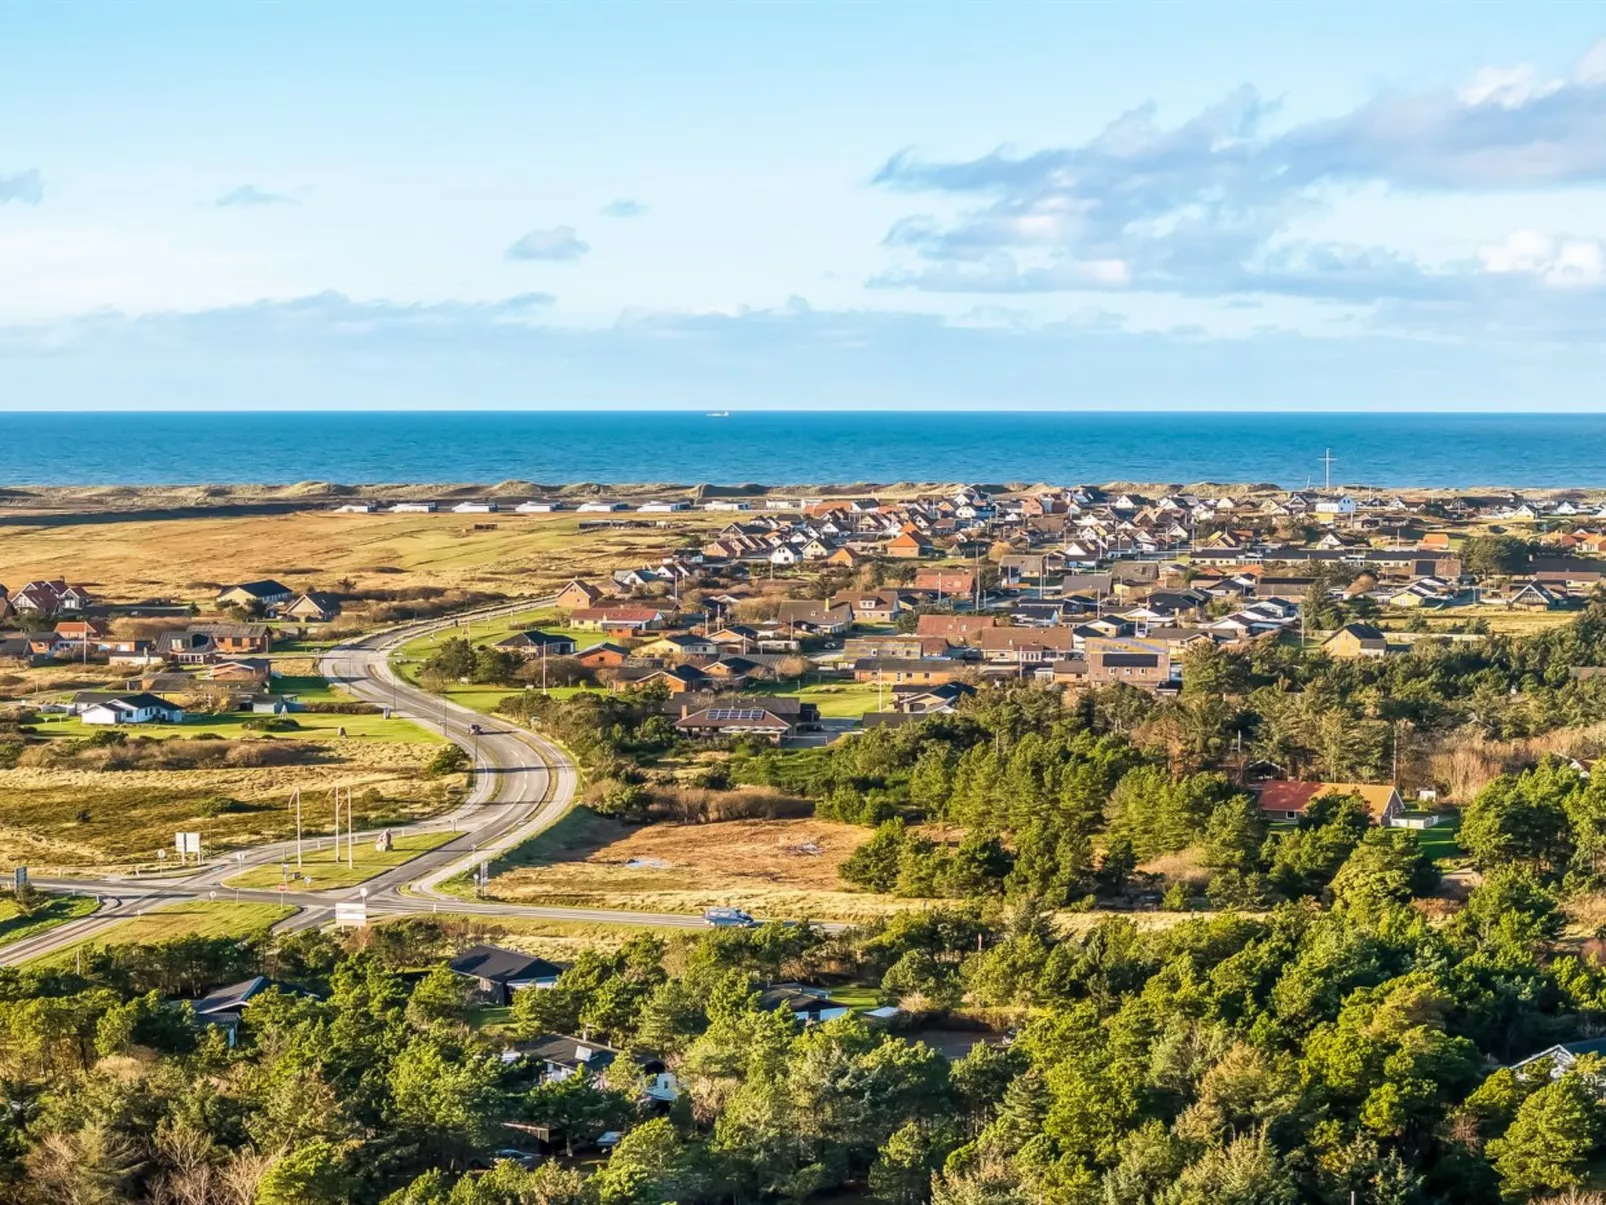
1488, 1066, 1605, 1199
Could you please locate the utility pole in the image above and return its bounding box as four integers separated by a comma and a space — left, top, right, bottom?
332, 788, 340, 864
292, 788, 303, 869
347, 786, 355, 870
1322, 448, 1337, 492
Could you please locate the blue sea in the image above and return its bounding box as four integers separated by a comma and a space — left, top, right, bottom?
1, 411, 1603, 489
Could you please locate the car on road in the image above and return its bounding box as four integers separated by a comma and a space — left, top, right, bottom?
703, 906, 759, 928
469, 723, 483, 735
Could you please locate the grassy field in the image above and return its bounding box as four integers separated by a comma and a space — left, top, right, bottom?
27, 900, 296, 966
1417, 814, 1466, 865
0, 893, 98, 948
1376, 607, 1579, 637
472, 808, 917, 923
222, 829, 459, 890
0, 510, 713, 603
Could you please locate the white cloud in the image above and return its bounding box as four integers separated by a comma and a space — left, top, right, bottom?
215, 185, 298, 207
504, 226, 591, 262
0, 170, 43, 205
1479, 229, 1606, 287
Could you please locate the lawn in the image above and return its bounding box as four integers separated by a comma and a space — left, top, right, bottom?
221, 829, 459, 890
28, 900, 296, 966
828, 985, 884, 1011
1417, 814, 1465, 864
0, 893, 98, 948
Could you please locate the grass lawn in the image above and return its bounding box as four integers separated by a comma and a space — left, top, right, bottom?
468, 1005, 514, 1031
1417, 814, 1465, 864
0, 894, 98, 947
828, 985, 884, 1011
28, 900, 296, 966
743, 679, 887, 719
392, 606, 595, 684
222, 829, 460, 890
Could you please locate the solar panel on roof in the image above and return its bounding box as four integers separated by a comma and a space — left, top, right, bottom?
707, 707, 769, 722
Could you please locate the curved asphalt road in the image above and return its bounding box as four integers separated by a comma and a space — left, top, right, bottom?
4, 600, 713, 965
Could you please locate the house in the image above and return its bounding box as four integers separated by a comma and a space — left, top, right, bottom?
191, 976, 292, 1046
516, 499, 565, 513
773, 601, 853, 635
886, 527, 934, 559
1082, 637, 1177, 689
9, 580, 92, 617
631, 632, 715, 660
574, 642, 633, 669
977, 626, 1079, 664
1508, 580, 1564, 611
911, 569, 976, 598
576, 500, 629, 513
843, 634, 952, 661
1254, 781, 1404, 826
672, 697, 817, 741
73, 692, 185, 726
447, 944, 567, 1006
160, 623, 273, 661
206, 658, 273, 685
638, 499, 690, 513
452, 500, 499, 514
216, 580, 294, 610
1508, 1037, 1606, 1080
830, 590, 902, 623
756, 983, 851, 1025
915, 614, 998, 644
521, 1034, 679, 1102
497, 630, 579, 657
390, 501, 438, 513
568, 606, 668, 634
1322, 622, 1390, 659
621, 664, 712, 695
333, 501, 379, 513
852, 658, 961, 686
554, 579, 606, 610
281, 592, 343, 623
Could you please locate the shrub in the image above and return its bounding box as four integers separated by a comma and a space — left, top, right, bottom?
424, 745, 470, 776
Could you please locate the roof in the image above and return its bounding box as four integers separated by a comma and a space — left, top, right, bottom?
570, 607, 666, 623
675, 705, 793, 730
1255, 781, 1401, 820
193, 976, 271, 1017
1328, 622, 1387, 645
522, 1033, 622, 1073
1100, 652, 1160, 668
220, 580, 292, 599
73, 691, 180, 711
448, 944, 567, 985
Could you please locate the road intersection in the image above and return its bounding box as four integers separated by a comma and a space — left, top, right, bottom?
2, 600, 711, 965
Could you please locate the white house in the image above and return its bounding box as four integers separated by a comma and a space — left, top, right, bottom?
390, 502, 438, 513
515, 500, 563, 513
1315, 496, 1358, 516
76, 692, 185, 726
576, 501, 629, 513
451, 501, 498, 514
638, 500, 690, 513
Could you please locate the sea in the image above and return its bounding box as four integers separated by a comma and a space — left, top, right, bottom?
1, 410, 1604, 489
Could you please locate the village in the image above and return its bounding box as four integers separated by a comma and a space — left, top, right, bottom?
4, 480, 1605, 835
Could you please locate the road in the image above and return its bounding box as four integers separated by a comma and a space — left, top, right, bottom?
3, 599, 716, 965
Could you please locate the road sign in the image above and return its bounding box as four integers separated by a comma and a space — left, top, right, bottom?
13, 867, 27, 891
175, 832, 201, 863
334, 901, 369, 927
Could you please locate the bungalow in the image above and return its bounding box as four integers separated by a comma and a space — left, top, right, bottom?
522, 1034, 679, 1102
575, 500, 629, 514
638, 499, 690, 513
73, 692, 185, 726
915, 614, 998, 645
672, 697, 816, 741
497, 630, 579, 657
852, 658, 961, 686
1508, 1037, 1606, 1080
635, 632, 720, 659
1254, 781, 1404, 826
569, 606, 668, 634
389, 501, 438, 513
206, 658, 273, 685
774, 601, 853, 635
191, 976, 295, 1046
451, 500, 499, 514
911, 568, 976, 598
281, 592, 343, 623
161, 623, 273, 661
333, 501, 379, 513
977, 626, 1079, 664
574, 642, 633, 669
756, 984, 851, 1025
619, 664, 711, 695
1322, 622, 1390, 660
216, 580, 294, 611
448, 944, 567, 1006
515, 499, 565, 513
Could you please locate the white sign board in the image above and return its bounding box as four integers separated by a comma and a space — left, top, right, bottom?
175, 832, 201, 857
334, 901, 369, 928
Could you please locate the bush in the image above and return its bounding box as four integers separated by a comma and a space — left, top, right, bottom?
424, 745, 470, 776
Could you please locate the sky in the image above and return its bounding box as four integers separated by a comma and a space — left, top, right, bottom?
4, 1, 1606, 411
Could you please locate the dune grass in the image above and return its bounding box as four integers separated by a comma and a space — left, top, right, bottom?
222, 829, 459, 890
28, 900, 296, 966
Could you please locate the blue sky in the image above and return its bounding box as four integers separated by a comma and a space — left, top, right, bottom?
4, 1, 1606, 410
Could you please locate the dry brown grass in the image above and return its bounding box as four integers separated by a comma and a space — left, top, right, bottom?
0, 510, 716, 603
486, 814, 920, 922
0, 739, 459, 871
1427, 723, 1606, 802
